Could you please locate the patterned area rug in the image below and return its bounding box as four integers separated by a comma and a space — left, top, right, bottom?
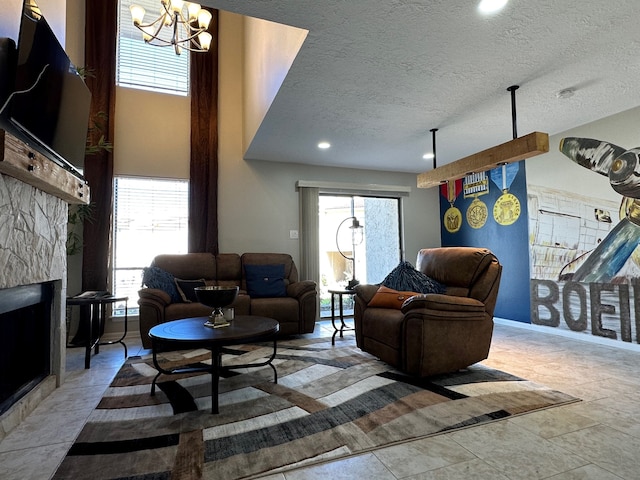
54, 336, 579, 480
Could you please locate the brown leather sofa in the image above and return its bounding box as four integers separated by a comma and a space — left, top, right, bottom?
354, 247, 502, 377
137, 252, 318, 348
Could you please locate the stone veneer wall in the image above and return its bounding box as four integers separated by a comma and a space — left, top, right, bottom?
0, 173, 68, 440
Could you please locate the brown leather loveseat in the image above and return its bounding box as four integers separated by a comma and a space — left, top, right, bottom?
138, 252, 318, 348
354, 247, 502, 377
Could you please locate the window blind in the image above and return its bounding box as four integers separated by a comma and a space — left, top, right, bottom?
116, 0, 190, 95
112, 176, 189, 312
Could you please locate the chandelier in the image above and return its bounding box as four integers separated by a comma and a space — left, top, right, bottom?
129, 0, 213, 55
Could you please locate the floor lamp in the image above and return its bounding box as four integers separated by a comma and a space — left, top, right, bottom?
336, 216, 364, 290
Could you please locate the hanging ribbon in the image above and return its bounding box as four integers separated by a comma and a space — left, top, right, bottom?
440, 179, 463, 204
490, 162, 519, 192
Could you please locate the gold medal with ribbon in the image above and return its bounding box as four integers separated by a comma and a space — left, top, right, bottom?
441, 179, 463, 233
493, 191, 520, 225
490, 163, 521, 226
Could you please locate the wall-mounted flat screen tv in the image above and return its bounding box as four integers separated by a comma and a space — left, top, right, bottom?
0, 0, 91, 180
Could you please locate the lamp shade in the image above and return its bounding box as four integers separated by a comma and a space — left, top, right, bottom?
187, 2, 201, 21
129, 4, 146, 25
141, 25, 154, 42
170, 0, 184, 13
198, 9, 212, 29
198, 32, 212, 51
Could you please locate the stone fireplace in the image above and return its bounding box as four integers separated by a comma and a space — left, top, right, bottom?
0, 171, 68, 441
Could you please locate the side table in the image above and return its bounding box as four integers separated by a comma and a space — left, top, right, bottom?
328, 288, 355, 345
66, 293, 128, 369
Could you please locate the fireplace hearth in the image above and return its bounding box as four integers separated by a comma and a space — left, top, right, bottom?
0, 164, 70, 440
0, 282, 53, 415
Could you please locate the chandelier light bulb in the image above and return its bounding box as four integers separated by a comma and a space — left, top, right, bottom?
129, 4, 146, 25
198, 9, 212, 29
198, 32, 212, 51
187, 2, 201, 21
141, 25, 154, 42
170, 0, 184, 13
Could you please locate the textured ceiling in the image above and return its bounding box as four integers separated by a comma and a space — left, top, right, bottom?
204, 0, 640, 174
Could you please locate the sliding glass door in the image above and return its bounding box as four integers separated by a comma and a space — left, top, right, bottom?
318, 194, 401, 317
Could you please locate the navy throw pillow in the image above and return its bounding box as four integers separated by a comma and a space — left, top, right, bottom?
142, 266, 182, 303
245, 264, 287, 298
381, 261, 446, 294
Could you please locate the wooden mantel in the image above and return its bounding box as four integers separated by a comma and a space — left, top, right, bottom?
417, 131, 550, 189
0, 129, 89, 204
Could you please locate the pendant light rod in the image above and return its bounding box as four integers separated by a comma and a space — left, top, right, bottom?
507, 85, 519, 139
417, 84, 550, 189
430, 128, 438, 169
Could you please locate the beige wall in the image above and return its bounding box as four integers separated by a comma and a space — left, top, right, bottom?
114, 87, 191, 179
243, 16, 307, 154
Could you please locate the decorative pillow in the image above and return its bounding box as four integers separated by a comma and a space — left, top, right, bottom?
245, 264, 287, 298
368, 286, 420, 309
142, 266, 182, 303
174, 278, 206, 303
381, 261, 446, 294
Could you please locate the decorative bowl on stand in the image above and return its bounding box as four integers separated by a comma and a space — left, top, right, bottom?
194, 286, 239, 328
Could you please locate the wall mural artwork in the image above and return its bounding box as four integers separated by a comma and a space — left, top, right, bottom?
529, 137, 640, 345
441, 160, 531, 323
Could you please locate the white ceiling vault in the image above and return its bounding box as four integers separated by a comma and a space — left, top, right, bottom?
203, 0, 640, 174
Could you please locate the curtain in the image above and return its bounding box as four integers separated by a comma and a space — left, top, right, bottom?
299, 186, 320, 283
82, 0, 116, 292
188, 7, 219, 254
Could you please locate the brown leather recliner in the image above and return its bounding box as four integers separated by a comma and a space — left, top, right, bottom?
354, 247, 502, 377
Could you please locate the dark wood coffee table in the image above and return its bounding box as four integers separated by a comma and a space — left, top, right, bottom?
148, 315, 279, 413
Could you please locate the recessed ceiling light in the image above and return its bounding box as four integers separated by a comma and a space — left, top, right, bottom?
318, 142, 331, 149
423, 153, 435, 160
478, 0, 508, 14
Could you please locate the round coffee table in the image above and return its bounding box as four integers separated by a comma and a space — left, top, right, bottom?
149, 315, 279, 413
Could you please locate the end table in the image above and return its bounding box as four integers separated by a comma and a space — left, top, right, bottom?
328, 288, 355, 345
66, 293, 128, 368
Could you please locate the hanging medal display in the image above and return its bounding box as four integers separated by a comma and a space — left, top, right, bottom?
463, 172, 489, 229
491, 162, 521, 226
440, 179, 463, 233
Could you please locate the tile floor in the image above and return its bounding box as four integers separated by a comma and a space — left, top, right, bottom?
1, 320, 639, 480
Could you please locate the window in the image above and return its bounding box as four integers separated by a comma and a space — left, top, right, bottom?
116, 0, 190, 95
112, 177, 189, 315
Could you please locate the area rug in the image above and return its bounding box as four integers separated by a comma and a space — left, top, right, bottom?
54, 336, 579, 480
